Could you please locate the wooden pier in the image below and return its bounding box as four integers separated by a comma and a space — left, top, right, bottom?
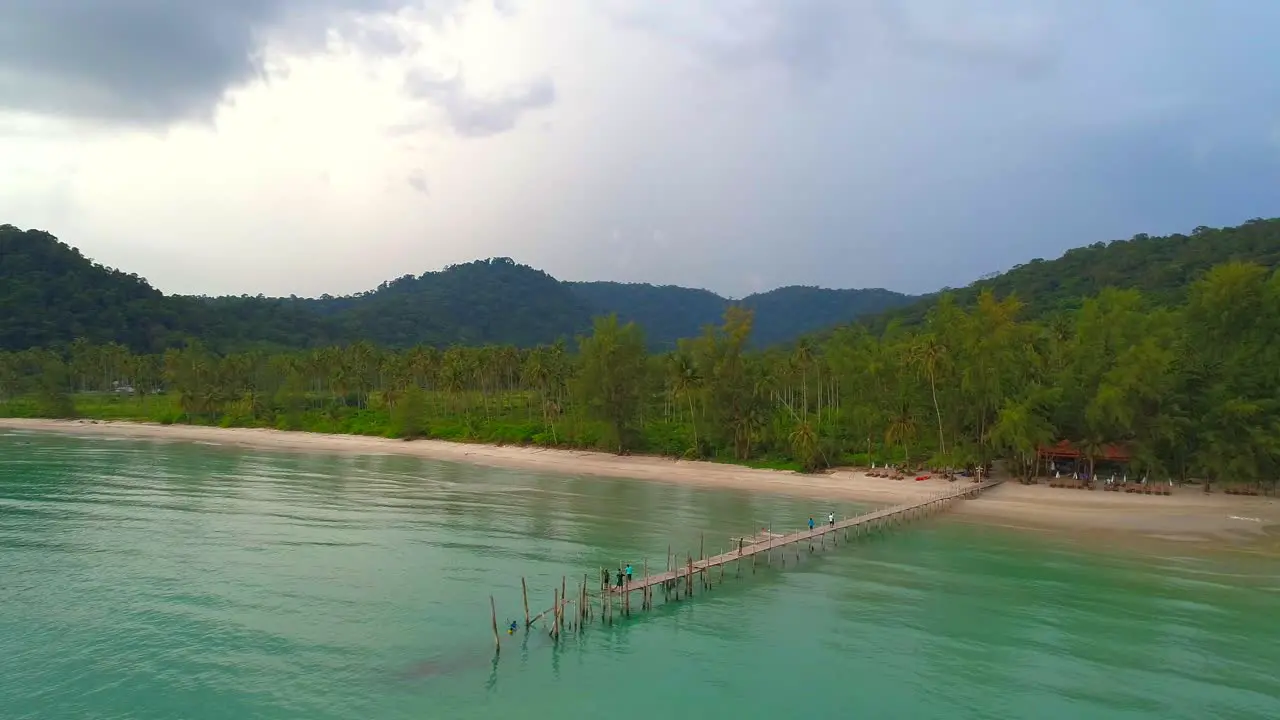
501, 478, 1003, 647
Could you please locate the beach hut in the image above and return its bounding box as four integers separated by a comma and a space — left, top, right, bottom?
1037, 440, 1131, 487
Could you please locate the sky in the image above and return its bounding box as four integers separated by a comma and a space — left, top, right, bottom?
3, 0, 1280, 299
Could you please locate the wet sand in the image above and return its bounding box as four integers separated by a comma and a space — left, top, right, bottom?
3, 418, 1277, 547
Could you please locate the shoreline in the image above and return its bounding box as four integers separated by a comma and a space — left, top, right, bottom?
3, 418, 1278, 550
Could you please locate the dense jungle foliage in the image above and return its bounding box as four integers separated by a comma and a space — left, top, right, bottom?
3, 257, 1278, 489
868, 217, 1280, 333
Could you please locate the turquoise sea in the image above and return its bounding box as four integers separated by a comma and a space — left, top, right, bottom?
2, 431, 1278, 719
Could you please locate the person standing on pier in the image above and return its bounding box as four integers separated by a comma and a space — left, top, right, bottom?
808, 517, 815, 531
625, 563, 633, 585
828, 511, 835, 527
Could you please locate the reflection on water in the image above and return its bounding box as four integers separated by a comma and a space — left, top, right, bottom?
1, 431, 1278, 720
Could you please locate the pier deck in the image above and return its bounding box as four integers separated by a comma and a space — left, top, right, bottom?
501, 477, 1003, 649
606, 477, 1003, 598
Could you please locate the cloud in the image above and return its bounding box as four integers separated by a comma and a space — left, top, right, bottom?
2, 0, 1279, 303
407, 169, 429, 194
0, 0, 427, 125
403, 67, 555, 137
604, 0, 849, 80
606, 0, 1062, 84
871, 0, 1063, 80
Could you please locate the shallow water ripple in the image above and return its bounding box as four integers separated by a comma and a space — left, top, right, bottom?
1, 431, 1278, 719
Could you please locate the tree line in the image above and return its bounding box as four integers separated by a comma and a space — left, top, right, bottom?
2, 261, 1277, 488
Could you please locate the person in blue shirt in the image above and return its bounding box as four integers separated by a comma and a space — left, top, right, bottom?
508, 620, 518, 634
808, 517, 815, 531
624, 563, 633, 584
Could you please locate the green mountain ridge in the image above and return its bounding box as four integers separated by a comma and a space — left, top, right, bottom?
0, 226, 918, 353
567, 281, 913, 349
864, 218, 1280, 333
4, 218, 1279, 354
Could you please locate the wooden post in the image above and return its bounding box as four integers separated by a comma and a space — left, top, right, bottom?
698, 534, 705, 589
561, 575, 567, 630
551, 589, 559, 640
521, 577, 530, 627
490, 595, 500, 654
643, 559, 649, 610
718, 549, 725, 584
686, 555, 693, 596
666, 546, 672, 602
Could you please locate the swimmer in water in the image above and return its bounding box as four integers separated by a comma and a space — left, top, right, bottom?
508, 621, 518, 635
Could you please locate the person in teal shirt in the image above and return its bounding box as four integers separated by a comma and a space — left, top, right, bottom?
624, 563, 633, 583
808, 517, 815, 530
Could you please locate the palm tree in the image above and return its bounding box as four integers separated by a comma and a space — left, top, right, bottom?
885, 406, 917, 468
789, 418, 819, 470
441, 347, 470, 415
792, 338, 815, 417
668, 351, 702, 452
909, 333, 948, 457
346, 341, 378, 409
989, 396, 1056, 482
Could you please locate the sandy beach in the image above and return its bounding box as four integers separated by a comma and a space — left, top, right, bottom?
3, 418, 1277, 548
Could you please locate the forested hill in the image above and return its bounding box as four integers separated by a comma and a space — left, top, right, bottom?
567, 282, 914, 348
865, 218, 1280, 330
303, 258, 594, 348
7, 218, 1277, 354
0, 225, 913, 352
741, 286, 915, 347
0, 225, 341, 352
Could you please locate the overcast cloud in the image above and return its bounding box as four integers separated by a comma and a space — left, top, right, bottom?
2, 0, 1278, 298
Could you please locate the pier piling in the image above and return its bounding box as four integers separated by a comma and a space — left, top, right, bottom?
521, 577, 530, 627
510, 479, 1001, 644
490, 595, 500, 654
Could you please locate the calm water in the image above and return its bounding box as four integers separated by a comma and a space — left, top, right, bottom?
2, 432, 1278, 720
